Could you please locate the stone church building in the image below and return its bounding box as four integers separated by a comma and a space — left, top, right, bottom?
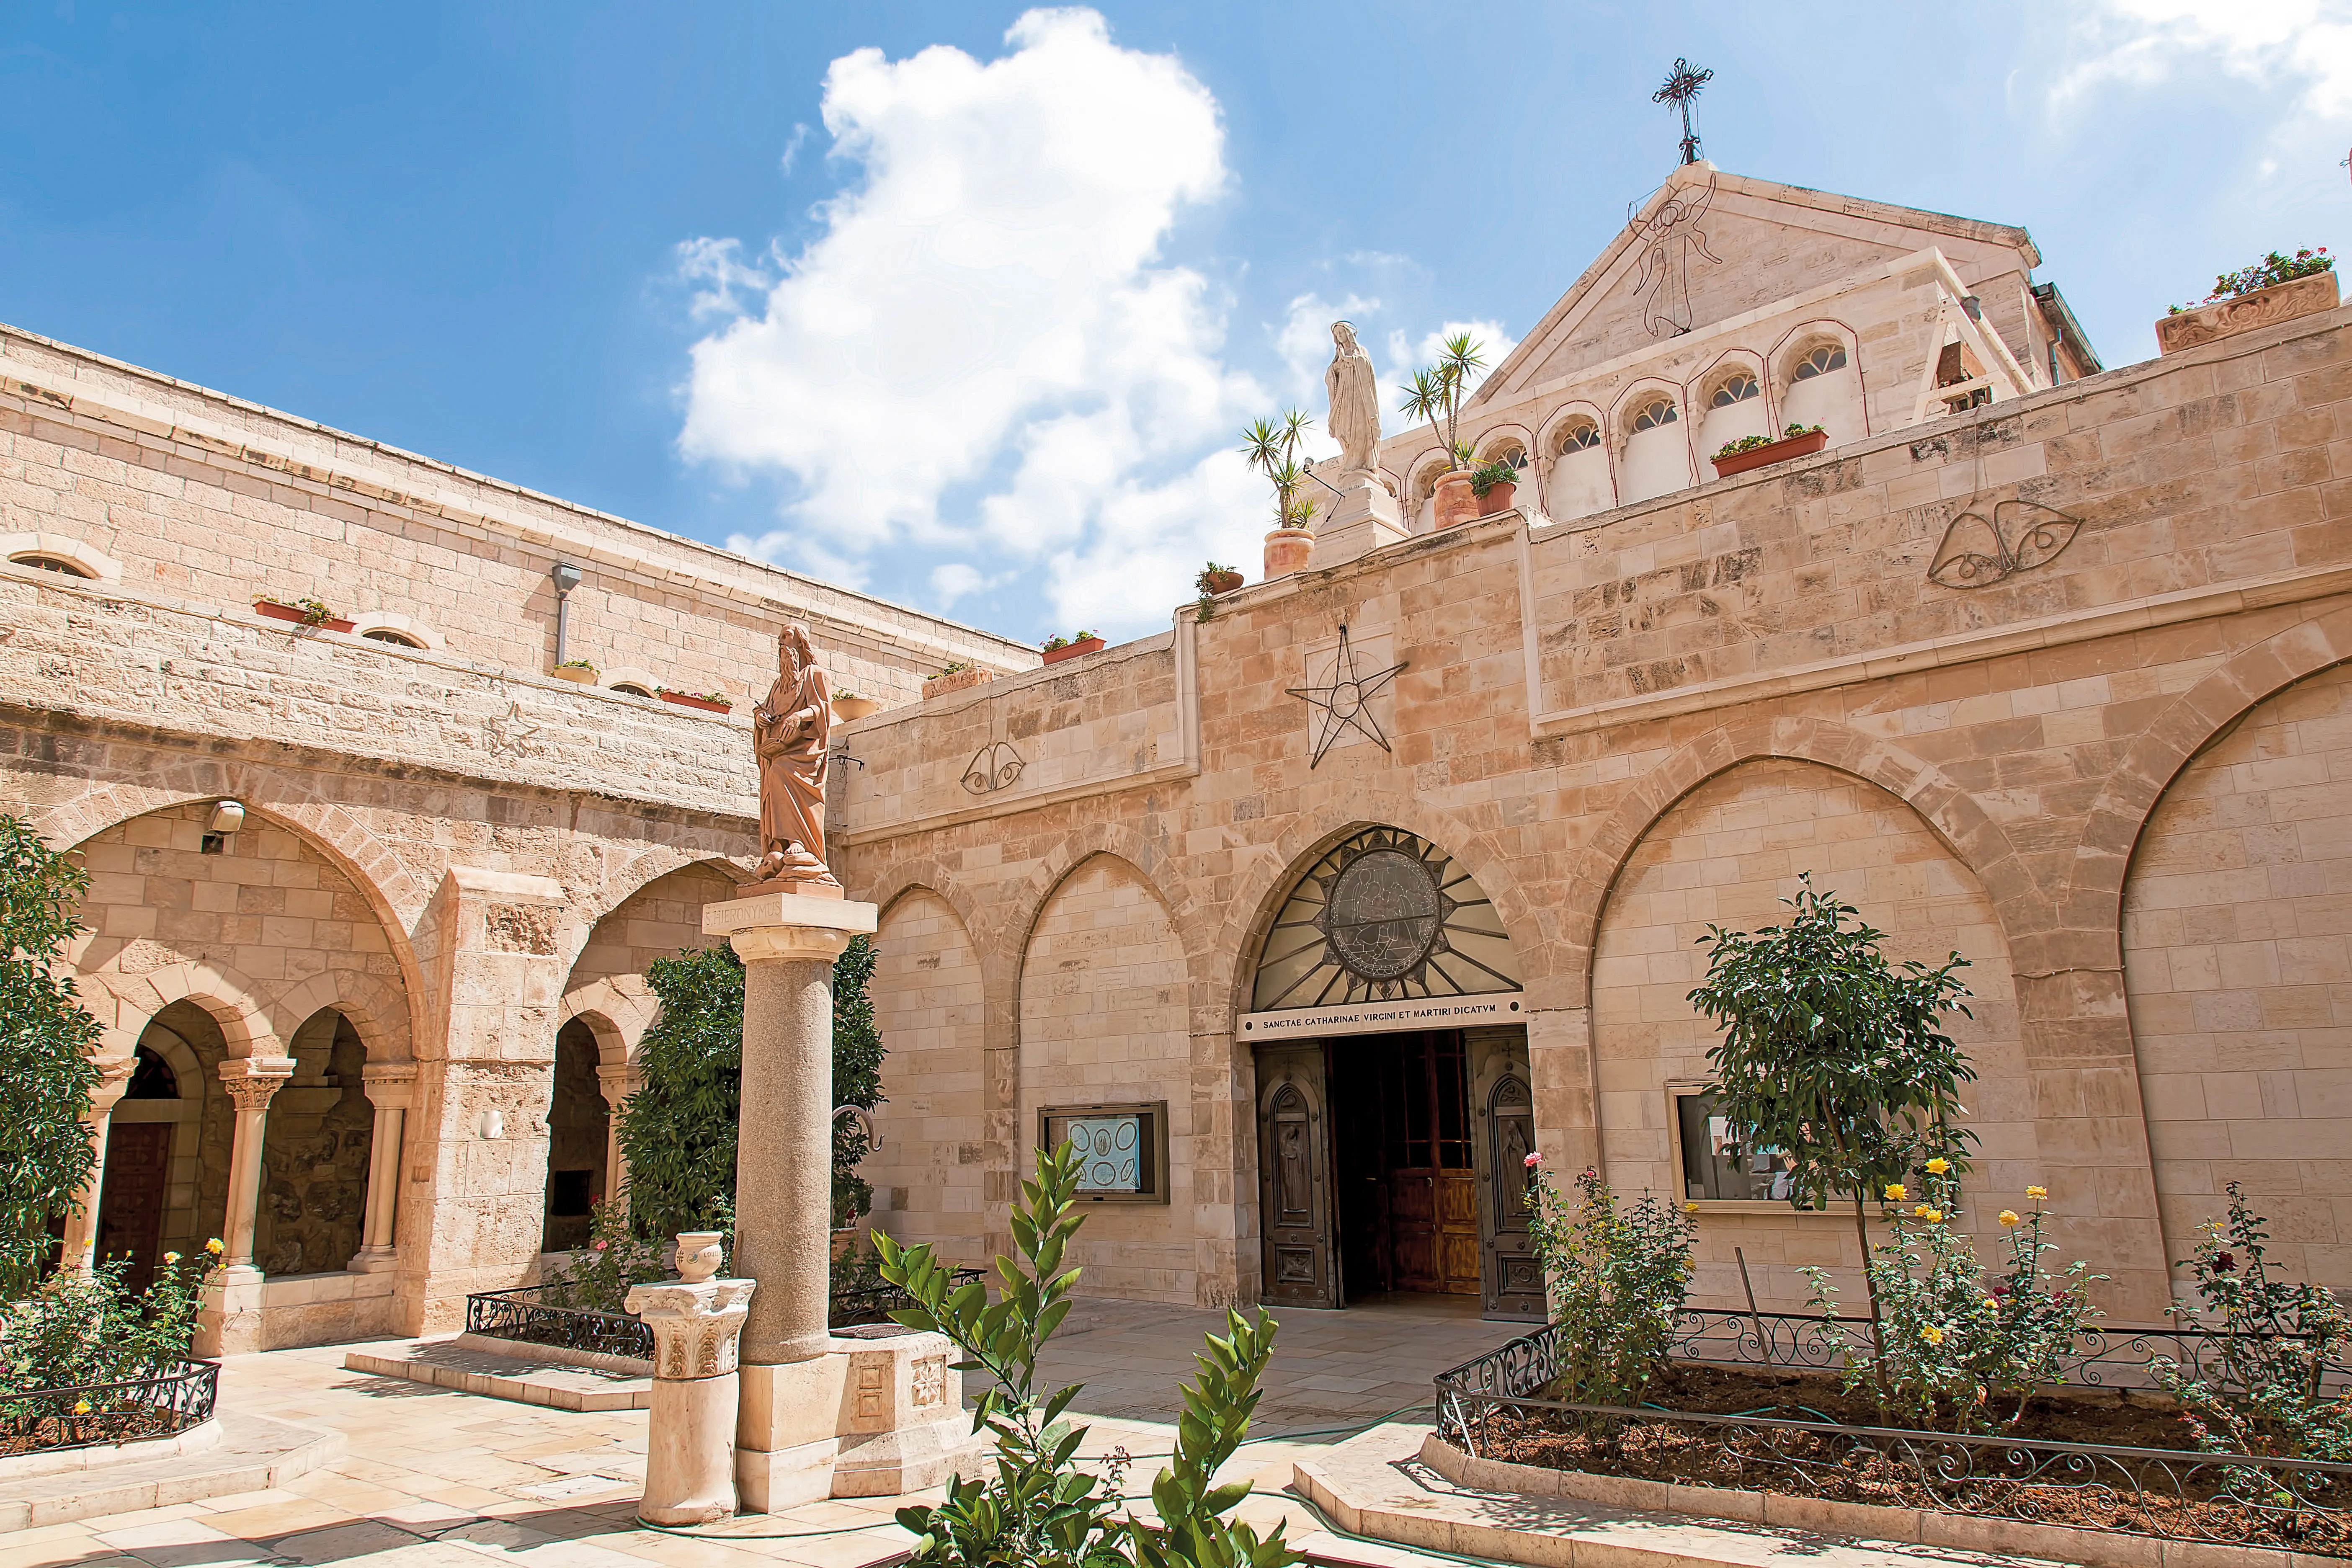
6, 162, 2345, 1345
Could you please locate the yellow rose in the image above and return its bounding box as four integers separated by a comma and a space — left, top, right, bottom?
72, 1399, 90, 1415
1925, 1158, 1951, 1176
1998, 1210, 2020, 1228
1912, 1204, 1932, 1219
1884, 1184, 1907, 1202
1981, 1298, 1999, 1312
1920, 1325, 1945, 1346
2025, 1186, 2048, 1202
1922, 1207, 1945, 1223
162, 1251, 181, 1265
205, 1238, 224, 1255
1684, 1202, 1699, 1215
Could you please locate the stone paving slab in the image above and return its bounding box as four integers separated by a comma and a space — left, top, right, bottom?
343, 1338, 652, 1412
1294, 1422, 2070, 1568
0, 1414, 344, 1532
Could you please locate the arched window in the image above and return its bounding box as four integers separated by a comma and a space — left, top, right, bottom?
360, 628, 424, 649
1792, 344, 1847, 380
9, 552, 95, 578
611, 682, 653, 698
1555, 422, 1601, 454
125, 1044, 179, 1100
1630, 397, 1677, 432
1481, 441, 1529, 470
1710, 372, 1760, 407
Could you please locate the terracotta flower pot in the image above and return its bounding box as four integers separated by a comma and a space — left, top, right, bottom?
1041, 637, 1106, 666
254, 600, 355, 634
1432, 470, 1479, 529
1202, 570, 1244, 596
1263, 528, 1313, 579
552, 665, 597, 684
1711, 428, 1829, 478
831, 694, 881, 722
658, 690, 732, 714
2156, 270, 2340, 354
1476, 480, 1517, 517
924, 666, 993, 700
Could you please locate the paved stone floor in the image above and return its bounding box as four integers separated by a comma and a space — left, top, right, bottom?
6, 1295, 1524, 1568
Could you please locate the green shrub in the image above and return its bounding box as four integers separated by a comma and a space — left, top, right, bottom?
1804, 1165, 2099, 1431
2172, 248, 2332, 312
1469, 459, 1520, 497
0, 1243, 213, 1398
0, 814, 106, 1297
1523, 1162, 1695, 1411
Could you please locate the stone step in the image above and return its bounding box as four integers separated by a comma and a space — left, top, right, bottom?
0, 1413, 344, 1531
1292, 1423, 2071, 1568
341, 1335, 652, 1411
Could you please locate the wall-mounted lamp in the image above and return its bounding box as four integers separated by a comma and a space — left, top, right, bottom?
1960, 294, 1984, 322
478, 1108, 504, 1140
206, 800, 245, 835
551, 562, 583, 667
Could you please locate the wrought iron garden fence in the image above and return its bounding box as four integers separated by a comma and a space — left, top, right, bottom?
464, 1266, 989, 1359
1433, 1317, 2352, 1555
0, 1359, 219, 1456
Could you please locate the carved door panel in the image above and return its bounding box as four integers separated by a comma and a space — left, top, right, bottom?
1436, 1169, 1482, 1294
97, 1122, 170, 1293
1389, 1168, 1438, 1290
1256, 1045, 1335, 1308
1469, 1026, 1545, 1320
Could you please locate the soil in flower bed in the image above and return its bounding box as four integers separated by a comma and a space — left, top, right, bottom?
1463, 1364, 2349, 1556
0, 1406, 179, 1458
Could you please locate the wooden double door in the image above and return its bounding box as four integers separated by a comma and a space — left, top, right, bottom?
1256, 1026, 1541, 1319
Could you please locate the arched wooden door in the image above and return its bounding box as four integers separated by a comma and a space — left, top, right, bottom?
1256, 1044, 1335, 1308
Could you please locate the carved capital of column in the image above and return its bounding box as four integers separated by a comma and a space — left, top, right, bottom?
702, 890, 875, 967
218, 1055, 296, 1111
361, 1062, 419, 1111
626, 1278, 755, 1380
728, 926, 853, 965
89, 1055, 136, 1116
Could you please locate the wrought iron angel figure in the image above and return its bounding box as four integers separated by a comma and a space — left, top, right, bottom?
750, 622, 842, 892
1632, 170, 1722, 338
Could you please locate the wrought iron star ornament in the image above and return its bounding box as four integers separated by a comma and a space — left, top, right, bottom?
1287, 625, 1407, 768
1654, 57, 1714, 166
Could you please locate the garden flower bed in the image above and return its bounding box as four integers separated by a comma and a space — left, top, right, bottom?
0, 1360, 218, 1460
463, 1265, 988, 1361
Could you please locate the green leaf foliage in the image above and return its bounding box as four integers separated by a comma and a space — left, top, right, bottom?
0, 815, 105, 1297
832, 934, 885, 1226
876, 1142, 1299, 1568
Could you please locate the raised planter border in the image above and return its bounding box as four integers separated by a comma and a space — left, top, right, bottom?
1711, 428, 1829, 478
2156, 270, 2340, 355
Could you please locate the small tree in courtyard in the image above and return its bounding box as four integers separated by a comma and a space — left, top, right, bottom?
1686, 875, 1975, 1372
0, 815, 104, 1298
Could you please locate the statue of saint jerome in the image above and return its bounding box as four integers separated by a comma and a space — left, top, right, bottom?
750, 622, 842, 893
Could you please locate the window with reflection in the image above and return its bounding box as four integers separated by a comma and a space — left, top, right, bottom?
1630, 398, 1677, 432
1673, 1087, 1812, 1204
1710, 373, 1760, 407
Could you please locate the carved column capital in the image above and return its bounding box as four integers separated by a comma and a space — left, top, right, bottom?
626, 1277, 755, 1380
218, 1055, 295, 1112
361, 1062, 418, 1111
88, 1055, 136, 1115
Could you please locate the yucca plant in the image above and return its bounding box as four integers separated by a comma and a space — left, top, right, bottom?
1396, 334, 1487, 472
1239, 411, 1318, 531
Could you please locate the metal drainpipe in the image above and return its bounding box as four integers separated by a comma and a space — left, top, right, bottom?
551, 562, 582, 665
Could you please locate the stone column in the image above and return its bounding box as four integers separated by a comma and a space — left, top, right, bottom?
627, 1267, 755, 1526
702, 889, 875, 1510
351, 1064, 416, 1273
199, 1055, 295, 1355
56, 1059, 134, 1274
596, 1060, 637, 1208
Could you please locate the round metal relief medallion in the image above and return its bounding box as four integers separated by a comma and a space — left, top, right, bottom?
1321, 847, 1443, 980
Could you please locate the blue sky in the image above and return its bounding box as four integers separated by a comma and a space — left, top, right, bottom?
3, 2, 2344, 643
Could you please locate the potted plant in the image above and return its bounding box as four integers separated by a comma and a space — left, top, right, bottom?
552, 658, 598, 684
2157, 247, 2338, 353
1241, 412, 1321, 581
656, 687, 733, 714
923, 661, 992, 700
1470, 459, 1519, 516
831, 687, 881, 722
1398, 334, 1488, 529
254, 596, 355, 633
1197, 562, 1244, 596
1041, 630, 1105, 666
1711, 422, 1829, 478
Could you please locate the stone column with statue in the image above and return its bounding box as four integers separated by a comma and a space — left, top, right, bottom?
1314, 321, 1406, 567
687, 622, 974, 1511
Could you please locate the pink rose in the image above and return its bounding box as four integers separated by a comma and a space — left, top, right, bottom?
592, 1240, 607, 1251
1524, 1152, 1543, 1169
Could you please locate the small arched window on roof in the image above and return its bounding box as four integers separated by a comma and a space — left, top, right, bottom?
1710, 372, 1760, 407
1792, 344, 1847, 380
9, 552, 95, 578
1555, 421, 1601, 454
611, 682, 653, 699
1630, 397, 1677, 432
1547, 418, 1612, 521
361, 628, 424, 649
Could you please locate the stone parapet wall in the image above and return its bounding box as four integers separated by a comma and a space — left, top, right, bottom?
0, 321, 1035, 711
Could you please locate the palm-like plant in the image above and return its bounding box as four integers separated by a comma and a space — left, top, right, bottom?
1396, 334, 1488, 471
1240, 410, 1319, 531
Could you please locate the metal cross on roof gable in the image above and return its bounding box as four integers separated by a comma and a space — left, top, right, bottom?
1654, 57, 1714, 166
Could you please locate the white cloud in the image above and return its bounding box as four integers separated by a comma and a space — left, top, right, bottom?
678, 8, 1269, 634
928, 562, 990, 604
777, 123, 810, 176
2055, 0, 2352, 120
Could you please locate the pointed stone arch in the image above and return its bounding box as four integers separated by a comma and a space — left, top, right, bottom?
270, 969, 414, 1065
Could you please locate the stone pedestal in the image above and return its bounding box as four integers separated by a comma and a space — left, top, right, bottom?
702, 890, 976, 1509
1311, 472, 1406, 567
627, 1277, 755, 1525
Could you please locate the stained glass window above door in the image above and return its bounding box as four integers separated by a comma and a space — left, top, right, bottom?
1250, 826, 1522, 1008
